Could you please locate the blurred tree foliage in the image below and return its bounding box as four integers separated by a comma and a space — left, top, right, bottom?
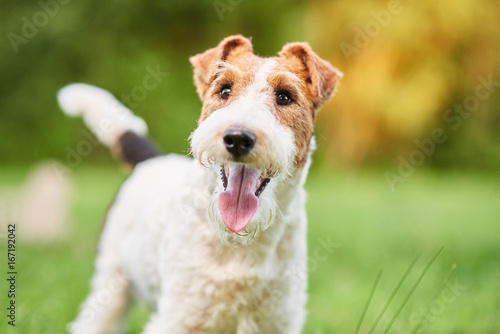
306, 0, 500, 168
1, 0, 499, 169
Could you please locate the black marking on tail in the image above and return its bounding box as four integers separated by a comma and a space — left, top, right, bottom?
118, 131, 159, 167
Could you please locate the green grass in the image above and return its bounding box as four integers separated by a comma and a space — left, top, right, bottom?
1, 165, 499, 333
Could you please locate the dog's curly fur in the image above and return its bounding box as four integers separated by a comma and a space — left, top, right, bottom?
60, 35, 341, 334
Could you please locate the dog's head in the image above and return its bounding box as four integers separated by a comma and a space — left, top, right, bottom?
189, 35, 342, 244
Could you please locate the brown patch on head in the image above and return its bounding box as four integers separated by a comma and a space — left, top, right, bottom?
271, 44, 342, 166
265, 69, 313, 167
198, 54, 261, 123
190, 36, 342, 169
278, 42, 343, 111
190, 35, 254, 101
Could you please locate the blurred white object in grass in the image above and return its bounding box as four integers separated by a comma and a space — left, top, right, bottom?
2, 161, 73, 242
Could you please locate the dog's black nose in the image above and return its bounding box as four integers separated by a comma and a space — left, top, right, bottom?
223, 128, 256, 158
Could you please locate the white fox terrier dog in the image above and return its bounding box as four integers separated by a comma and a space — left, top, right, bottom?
59, 35, 342, 334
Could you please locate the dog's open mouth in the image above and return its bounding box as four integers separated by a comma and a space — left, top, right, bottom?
218, 164, 271, 233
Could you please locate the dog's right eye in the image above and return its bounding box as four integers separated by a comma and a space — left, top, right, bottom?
276, 91, 292, 106
219, 85, 232, 100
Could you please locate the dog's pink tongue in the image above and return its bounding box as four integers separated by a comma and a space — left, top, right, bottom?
218, 165, 260, 233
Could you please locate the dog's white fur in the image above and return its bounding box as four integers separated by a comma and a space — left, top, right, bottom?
190, 59, 298, 246
58, 83, 147, 146
60, 36, 341, 334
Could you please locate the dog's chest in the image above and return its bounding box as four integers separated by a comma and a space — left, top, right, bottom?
164, 245, 294, 332
118, 156, 307, 331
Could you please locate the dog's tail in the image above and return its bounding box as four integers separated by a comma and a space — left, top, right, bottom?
57, 83, 159, 167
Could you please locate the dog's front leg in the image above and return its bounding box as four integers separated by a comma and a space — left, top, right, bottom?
141, 312, 166, 334
140, 307, 203, 334
68, 266, 132, 334
69, 211, 134, 334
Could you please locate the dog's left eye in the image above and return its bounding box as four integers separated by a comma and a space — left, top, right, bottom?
219, 85, 232, 100
276, 92, 292, 106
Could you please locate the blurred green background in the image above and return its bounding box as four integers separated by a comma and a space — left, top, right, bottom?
1, 0, 499, 333
1, 0, 499, 167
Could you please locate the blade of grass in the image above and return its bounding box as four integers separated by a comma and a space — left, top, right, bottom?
355, 269, 383, 334
410, 264, 457, 334
369, 253, 421, 334
383, 245, 445, 334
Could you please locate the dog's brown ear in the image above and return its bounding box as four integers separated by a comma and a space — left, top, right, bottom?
279, 43, 342, 109
190, 35, 253, 100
